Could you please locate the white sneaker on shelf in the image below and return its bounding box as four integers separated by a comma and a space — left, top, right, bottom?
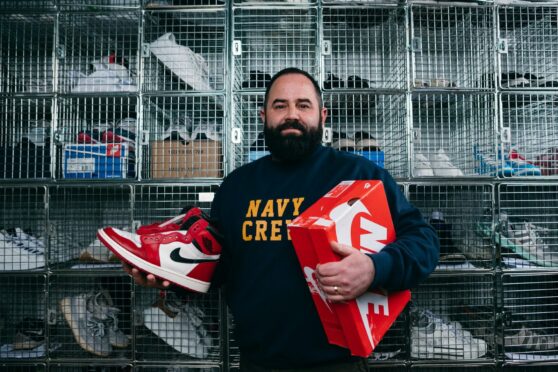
414, 153, 435, 176
71, 62, 137, 93
429, 149, 464, 177
0, 229, 45, 271
150, 33, 212, 92
79, 237, 119, 263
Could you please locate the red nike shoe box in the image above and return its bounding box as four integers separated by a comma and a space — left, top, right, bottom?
288, 180, 411, 357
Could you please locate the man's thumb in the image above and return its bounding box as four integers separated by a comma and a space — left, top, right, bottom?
331, 240, 354, 257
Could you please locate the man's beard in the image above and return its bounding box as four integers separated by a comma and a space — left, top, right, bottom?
264, 118, 323, 163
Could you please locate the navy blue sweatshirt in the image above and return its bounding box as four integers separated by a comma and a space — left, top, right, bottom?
210, 145, 439, 369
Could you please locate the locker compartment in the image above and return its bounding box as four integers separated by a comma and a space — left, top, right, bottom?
410, 274, 495, 361
142, 9, 226, 93
0, 1, 54, 11
0, 365, 45, 372
58, 0, 141, 10
48, 186, 132, 270
322, 5, 407, 91
411, 364, 496, 372
134, 287, 221, 363
135, 366, 220, 372
410, 4, 495, 90
133, 184, 217, 227
57, 12, 140, 94
496, 184, 558, 269
57, 96, 138, 180
48, 274, 132, 360
411, 93, 496, 178
142, 95, 224, 180
502, 273, 558, 361
145, 0, 225, 8
0, 13, 55, 93
325, 92, 407, 178
232, 7, 318, 92
408, 184, 494, 269
498, 6, 558, 90
0, 97, 52, 180
0, 276, 47, 361
0, 187, 47, 272
500, 97, 558, 178
48, 364, 131, 372
503, 363, 558, 371
234, 0, 316, 5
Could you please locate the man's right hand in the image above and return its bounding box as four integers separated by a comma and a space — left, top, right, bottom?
122, 262, 171, 289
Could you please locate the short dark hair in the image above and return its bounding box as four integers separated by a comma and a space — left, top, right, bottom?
263, 67, 323, 109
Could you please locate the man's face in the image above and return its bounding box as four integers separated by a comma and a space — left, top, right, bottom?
260, 73, 328, 162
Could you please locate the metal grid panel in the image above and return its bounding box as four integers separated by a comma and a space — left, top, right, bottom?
500, 98, 558, 178
502, 273, 558, 361
0, 276, 47, 361
49, 274, 132, 360
0, 1, 54, 11
231, 93, 264, 169
323, 0, 401, 4
232, 7, 318, 91
58, 0, 141, 10
497, 184, 558, 269
408, 184, 494, 269
48, 364, 131, 371
411, 93, 496, 177
58, 12, 140, 94
498, 6, 558, 90
503, 364, 558, 372
143, 10, 226, 93
0, 187, 47, 272
411, 5, 495, 90
410, 274, 495, 361
234, 0, 316, 5
135, 366, 220, 372
48, 186, 132, 270
134, 287, 221, 362
145, 0, 226, 8
0, 365, 45, 372
57, 96, 138, 180
411, 364, 496, 372
326, 92, 408, 178
322, 6, 407, 90
133, 184, 218, 225
0, 97, 52, 179
143, 95, 224, 180
0, 14, 55, 94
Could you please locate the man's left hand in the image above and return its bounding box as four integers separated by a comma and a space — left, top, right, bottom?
315, 241, 375, 302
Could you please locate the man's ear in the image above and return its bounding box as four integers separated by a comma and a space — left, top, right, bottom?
259, 108, 266, 124
320, 106, 328, 127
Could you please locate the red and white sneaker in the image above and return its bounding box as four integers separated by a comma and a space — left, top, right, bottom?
97, 218, 222, 293
136, 206, 204, 235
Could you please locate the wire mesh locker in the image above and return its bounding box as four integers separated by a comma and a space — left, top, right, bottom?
230, 93, 265, 170
498, 5, 558, 90
58, 0, 141, 10
133, 184, 218, 226
57, 12, 141, 94
0, 187, 47, 272
47, 185, 133, 270
410, 273, 495, 361
48, 364, 131, 371
0, 97, 52, 180
410, 4, 495, 90
145, 0, 226, 8
410, 364, 496, 372
142, 9, 226, 93
411, 93, 496, 178
325, 92, 408, 179
142, 95, 224, 180
496, 184, 558, 269
0, 1, 54, 11
503, 364, 558, 372
0, 364, 46, 372
48, 273, 133, 361
232, 6, 318, 92
500, 96, 558, 178
408, 184, 494, 269
57, 96, 138, 180
134, 287, 221, 363
135, 366, 220, 372
322, 5, 407, 91
501, 273, 558, 362
0, 13, 55, 94
0, 275, 47, 361
233, 0, 316, 5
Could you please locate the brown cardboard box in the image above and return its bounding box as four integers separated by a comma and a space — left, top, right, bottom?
150, 140, 222, 178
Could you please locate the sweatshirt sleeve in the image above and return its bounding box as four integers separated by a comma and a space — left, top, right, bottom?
367, 173, 440, 291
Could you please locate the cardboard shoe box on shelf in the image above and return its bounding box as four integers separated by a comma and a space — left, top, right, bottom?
63, 143, 133, 179
288, 180, 411, 357
150, 140, 222, 178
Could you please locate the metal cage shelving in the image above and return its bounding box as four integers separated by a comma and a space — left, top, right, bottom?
1, 1, 558, 370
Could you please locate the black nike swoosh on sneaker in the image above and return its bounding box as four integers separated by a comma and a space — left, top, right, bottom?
170, 248, 218, 264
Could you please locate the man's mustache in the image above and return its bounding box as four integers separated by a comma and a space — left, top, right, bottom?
277, 120, 306, 133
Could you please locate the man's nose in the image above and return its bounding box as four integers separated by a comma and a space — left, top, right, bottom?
285, 104, 300, 120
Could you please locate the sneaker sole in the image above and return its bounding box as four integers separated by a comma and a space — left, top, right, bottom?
59, 297, 112, 357
97, 229, 210, 293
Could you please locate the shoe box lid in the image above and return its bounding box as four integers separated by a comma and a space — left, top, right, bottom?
288, 180, 410, 357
